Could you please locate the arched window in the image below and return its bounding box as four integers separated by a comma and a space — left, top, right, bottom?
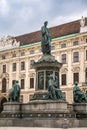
2, 78, 6, 93
0, 97, 7, 112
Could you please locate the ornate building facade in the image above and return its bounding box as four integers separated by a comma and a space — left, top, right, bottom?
0, 17, 87, 104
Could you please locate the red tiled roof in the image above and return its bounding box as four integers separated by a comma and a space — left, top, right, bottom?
15, 18, 87, 46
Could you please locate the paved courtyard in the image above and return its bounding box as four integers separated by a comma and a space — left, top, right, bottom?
0, 127, 87, 130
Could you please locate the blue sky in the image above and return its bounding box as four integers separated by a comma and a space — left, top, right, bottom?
0, 0, 87, 37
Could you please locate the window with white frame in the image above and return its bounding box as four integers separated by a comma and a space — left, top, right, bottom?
61, 43, 66, 48
21, 61, 25, 70
30, 50, 34, 54
73, 52, 79, 62
61, 54, 66, 64
73, 41, 78, 46
61, 74, 67, 85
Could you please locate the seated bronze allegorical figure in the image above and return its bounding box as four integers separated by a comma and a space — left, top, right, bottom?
46, 75, 65, 101
73, 81, 87, 103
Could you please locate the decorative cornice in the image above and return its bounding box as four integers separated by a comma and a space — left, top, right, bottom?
72, 66, 80, 72
60, 67, 68, 73
29, 72, 35, 77
0, 73, 9, 78
19, 73, 26, 78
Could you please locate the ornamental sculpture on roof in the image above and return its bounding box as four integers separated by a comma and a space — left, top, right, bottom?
41, 21, 51, 55
80, 16, 85, 27
0, 35, 20, 51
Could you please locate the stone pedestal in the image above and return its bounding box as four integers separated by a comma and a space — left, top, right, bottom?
2, 102, 21, 113
31, 55, 63, 100
22, 100, 68, 113
73, 103, 87, 113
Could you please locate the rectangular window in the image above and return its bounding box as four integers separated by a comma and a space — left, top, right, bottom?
12, 80, 15, 86
61, 74, 66, 85
21, 79, 24, 89
30, 78, 34, 88
73, 52, 79, 62
86, 50, 87, 60
12, 63, 16, 71
12, 53, 16, 57
61, 54, 66, 64
85, 69, 87, 82
30, 50, 34, 54
21, 52, 25, 56
30, 60, 34, 69
73, 41, 78, 46
2, 55, 6, 60
73, 73, 79, 84
51, 46, 55, 50
21, 61, 25, 70
61, 43, 66, 48
86, 39, 87, 43
3, 65, 6, 73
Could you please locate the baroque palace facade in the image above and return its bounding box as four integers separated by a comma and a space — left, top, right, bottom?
0, 17, 87, 104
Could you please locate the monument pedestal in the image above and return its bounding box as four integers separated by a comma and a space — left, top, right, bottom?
73, 103, 87, 113
2, 102, 21, 113
73, 103, 87, 119
22, 100, 68, 113
31, 55, 63, 101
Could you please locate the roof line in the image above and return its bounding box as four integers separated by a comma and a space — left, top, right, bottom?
19, 33, 79, 48
0, 33, 79, 52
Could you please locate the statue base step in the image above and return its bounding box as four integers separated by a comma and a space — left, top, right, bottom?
1, 102, 87, 127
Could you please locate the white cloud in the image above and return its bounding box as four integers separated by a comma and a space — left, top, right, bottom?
0, 0, 87, 37
0, 0, 9, 16
50, 10, 87, 27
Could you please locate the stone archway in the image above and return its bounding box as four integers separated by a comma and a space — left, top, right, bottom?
0, 96, 7, 112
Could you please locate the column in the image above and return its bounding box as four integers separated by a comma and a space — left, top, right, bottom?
79, 47, 85, 84
67, 49, 72, 87
25, 57, 29, 90
9, 60, 12, 89
16, 60, 20, 81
